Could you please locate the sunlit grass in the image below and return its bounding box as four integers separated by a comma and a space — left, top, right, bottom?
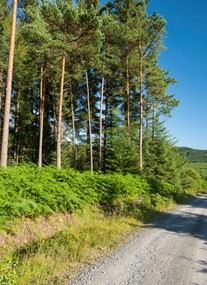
4, 207, 139, 285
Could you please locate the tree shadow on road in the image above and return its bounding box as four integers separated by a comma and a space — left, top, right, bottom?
150, 196, 207, 241
147, 195, 207, 283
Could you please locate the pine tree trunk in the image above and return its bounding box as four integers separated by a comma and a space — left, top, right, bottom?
14, 90, 20, 163
125, 51, 130, 130
1, 0, 17, 167
138, 43, 143, 173
145, 106, 149, 137
145, 99, 150, 138
99, 59, 105, 170
103, 82, 109, 173
152, 100, 158, 141
85, 69, 93, 173
52, 88, 58, 142
38, 61, 44, 167
152, 99, 155, 141
57, 54, 65, 169
70, 90, 76, 169
0, 68, 3, 149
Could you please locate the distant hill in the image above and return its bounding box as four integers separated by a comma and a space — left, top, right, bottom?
179, 147, 207, 163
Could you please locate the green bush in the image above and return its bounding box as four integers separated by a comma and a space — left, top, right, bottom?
0, 166, 96, 222
0, 164, 204, 224
180, 168, 203, 193
146, 177, 175, 198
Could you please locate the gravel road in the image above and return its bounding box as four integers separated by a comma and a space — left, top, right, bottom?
68, 195, 207, 285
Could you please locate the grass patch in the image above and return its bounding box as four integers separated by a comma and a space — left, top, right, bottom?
2, 207, 139, 285
0, 199, 178, 285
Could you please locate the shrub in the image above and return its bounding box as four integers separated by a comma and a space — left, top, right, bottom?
0, 164, 203, 223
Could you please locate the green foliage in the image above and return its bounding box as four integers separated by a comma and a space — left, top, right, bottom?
0, 165, 97, 223
0, 164, 203, 225
7, 208, 135, 285
0, 165, 149, 222
0, 164, 205, 284
180, 168, 203, 193
143, 124, 185, 188
0, 257, 17, 285
104, 126, 139, 174
147, 177, 175, 198
0, 0, 180, 172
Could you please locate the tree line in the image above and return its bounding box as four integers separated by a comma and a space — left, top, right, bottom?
0, 0, 181, 181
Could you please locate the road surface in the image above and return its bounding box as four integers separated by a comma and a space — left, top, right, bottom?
68, 195, 207, 285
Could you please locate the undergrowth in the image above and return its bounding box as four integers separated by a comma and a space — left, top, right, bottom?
0, 164, 205, 284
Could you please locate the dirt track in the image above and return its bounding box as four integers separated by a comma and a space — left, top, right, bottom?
68, 195, 207, 285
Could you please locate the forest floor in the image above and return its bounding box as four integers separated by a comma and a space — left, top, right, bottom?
68, 195, 207, 285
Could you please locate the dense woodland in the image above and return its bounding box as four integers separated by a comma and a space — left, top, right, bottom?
0, 0, 181, 178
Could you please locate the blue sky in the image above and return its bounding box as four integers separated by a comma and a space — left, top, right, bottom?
147, 0, 207, 149
100, 0, 207, 149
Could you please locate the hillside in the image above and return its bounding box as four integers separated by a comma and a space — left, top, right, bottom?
179, 147, 207, 163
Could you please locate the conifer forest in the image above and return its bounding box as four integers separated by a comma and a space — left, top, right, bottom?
0, 0, 181, 178
2, 2, 207, 284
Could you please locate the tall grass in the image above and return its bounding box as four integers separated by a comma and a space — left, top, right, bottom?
2, 207, 139, 285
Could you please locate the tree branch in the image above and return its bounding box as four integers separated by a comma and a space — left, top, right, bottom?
142, 23, 165, 58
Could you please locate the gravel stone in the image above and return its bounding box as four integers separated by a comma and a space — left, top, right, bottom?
67, 196, 207, 285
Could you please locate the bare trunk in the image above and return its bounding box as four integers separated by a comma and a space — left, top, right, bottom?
152, 100, 158, 141
38, 61, 44, 167
85, 69, 93, 173
99, 59, 105, 170
145, 107, 149, 136
125, 52, 130, 130
14, 90, 20, 163
152, 99, 155, 141
1, 0, 17, 166
103, 82, 109, 173
145, 99, 150, 138
57, 54, 65, 169
70, 90, 76, 169
52, 89, 58, 142
0, 68, 3, 148
138, 43, 143, 173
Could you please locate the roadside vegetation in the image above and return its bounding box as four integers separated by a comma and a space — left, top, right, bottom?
0, 164, 206, 285
1, 1, 207, 284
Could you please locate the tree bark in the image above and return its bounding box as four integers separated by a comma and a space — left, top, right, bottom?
57, 54, 65, 169
52, 87, 58, 142
14, 90, 20, 163
138, 43, 143, 173
152, 99, 155, 141
125, 51, 130, 130
70, 88, 76, 169
0, 68, 3, 149
1, 0, 17, 167
103, 82, 109, 173
152, 99, 158, 141
99, 58, 105, 170
38, 61, 44, 167
85, 69, 93, 173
